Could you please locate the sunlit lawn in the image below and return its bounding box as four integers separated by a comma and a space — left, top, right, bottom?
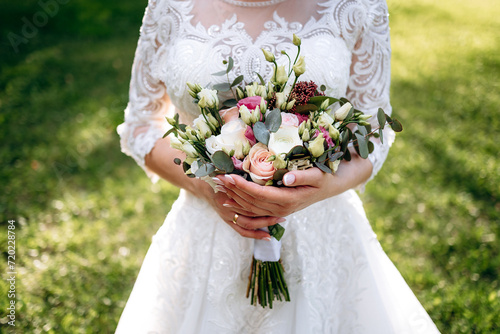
0, 0, 499, 333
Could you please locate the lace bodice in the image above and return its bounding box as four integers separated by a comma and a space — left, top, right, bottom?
117, 0, 395, 184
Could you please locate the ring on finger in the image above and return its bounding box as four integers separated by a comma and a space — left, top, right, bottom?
232, 213, 239, 225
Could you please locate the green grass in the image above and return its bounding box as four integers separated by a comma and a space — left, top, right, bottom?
1, 0, 499, 332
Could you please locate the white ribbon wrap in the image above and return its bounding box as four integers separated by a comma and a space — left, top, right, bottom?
253, 222, 287, 262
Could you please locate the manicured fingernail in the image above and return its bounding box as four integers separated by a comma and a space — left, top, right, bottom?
212, 177, 224, 186
225, 174, 235, 185
263, 237, 272, 242
215, 185, 227, 193
283, 174, 295, 186
222, 203, 233, 208
276, 218, 286, 223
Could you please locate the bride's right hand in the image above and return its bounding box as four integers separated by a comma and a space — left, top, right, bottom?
199, 180, 284, 240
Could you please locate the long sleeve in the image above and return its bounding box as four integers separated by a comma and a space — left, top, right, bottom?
117, 1, 172, 183
346, 0, 395, 187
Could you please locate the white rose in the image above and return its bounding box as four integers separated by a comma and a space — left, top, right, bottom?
205, 119, 248, 157
268, 125, 303, 155
197, 88, 219, 109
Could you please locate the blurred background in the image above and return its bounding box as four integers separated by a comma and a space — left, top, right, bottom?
0, 0, 498, 332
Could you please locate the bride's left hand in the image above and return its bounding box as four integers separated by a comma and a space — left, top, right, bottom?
214, 168, 343, 223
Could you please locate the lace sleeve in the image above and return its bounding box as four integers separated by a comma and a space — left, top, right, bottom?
346, 0, 395, 188
117, 1, 172, 183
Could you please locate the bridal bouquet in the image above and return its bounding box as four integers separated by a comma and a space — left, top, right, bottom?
165, 35, 402, 308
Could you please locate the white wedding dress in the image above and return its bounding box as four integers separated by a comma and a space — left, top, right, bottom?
115, 0, 440, 333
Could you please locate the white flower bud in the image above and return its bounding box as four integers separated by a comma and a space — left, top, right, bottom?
328, 159, 341, 173
334, 102, 352, 121
328, 125, 340, 141
251, 107, 261, 123
239, 105, 253, 125
262, 48, 275, 62
273, 65, 288, 85
273, 153, 287, 170
308, 133, 325, 158
236, 87, 245, 100
292, 34, 301, 47
286, 99, 296, 111
301, 129, 310, 141
207, 114, 219, 128
320, 99, 330, 111
293, 56, 306, 77
275, 92, 287, 110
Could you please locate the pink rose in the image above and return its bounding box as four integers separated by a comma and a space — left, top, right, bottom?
237, 96, 265, 111
242, 143, 276, 185
244, 126, 257, 146
219, 106, 239, 123
281, 112, 300, 127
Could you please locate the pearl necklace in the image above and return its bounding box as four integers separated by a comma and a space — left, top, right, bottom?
220, 0, 289, 7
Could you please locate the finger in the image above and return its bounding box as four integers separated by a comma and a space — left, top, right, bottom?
227, 218, 271, 240
235, 215, 286, 231
282, 167, 325, 187
219, 174, 286, 205
224, 186, 280, 216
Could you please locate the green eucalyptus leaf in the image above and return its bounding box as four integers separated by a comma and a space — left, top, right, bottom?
226, 57, 234, 73
212, 151, 234, 173
390, 119, 403, 132
314, 161, 332, 174
308, 96, 340, 107
222, 99, 238, 108
265, 108, 282, 133
253, 122, 270, 145
318, 151, 328, 163
195, 163, 216, 177
273, 169, 288, 181
255, 72, 266, 86
213, 82, 231, 92
268, 223, 285, 241
379, 128, 384, 144
355, 133, 369, 159
231, 75, 244, 88
344, 147, 351, 161
368, 140, 375, 154
330, 151, 344, 161
358, 125, 368, 136
339, 97, 350, 105
385, 114, 393, 123
295, 104, 318, 114
377, 108, 386, 129
212, 70, 227, 76
163, 127, 176, 138
344, 106, 354, 122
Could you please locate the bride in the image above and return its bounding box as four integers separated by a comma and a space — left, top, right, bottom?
115, 0, 440, 333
